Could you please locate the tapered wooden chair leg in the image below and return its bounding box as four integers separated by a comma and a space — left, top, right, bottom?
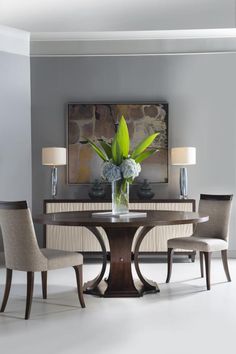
0, 268, 13, 312
166, 248, 174, 283
221, 250, 231, 282
204, 252, 211, 290
25, 272, 34, 320
41, 271, 47, 299
73, 265, 86, 308
200, 251, 204, 278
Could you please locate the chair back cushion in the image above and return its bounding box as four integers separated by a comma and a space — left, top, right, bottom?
0, 228, 5, 266
195, 194, 233, 241
0, 201, 47, 271
0, 228, 4, 252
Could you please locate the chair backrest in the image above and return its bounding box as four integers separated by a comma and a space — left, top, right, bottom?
0, 201, 47, 272
0, 228, 4, 252
0, 227, 5, 266
195, 194, 233, 241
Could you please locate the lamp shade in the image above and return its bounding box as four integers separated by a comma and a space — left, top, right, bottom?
171, 147, 196, 166
42, 147, 67, 166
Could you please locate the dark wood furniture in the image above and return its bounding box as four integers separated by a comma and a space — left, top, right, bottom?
43, 199, 197, 261
34, 210, 208, 298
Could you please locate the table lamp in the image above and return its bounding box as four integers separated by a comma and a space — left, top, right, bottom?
171, 147, 196, 199
42, 147, 67, 198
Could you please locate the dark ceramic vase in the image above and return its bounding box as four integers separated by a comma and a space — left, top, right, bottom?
88, 179, 105, 199
137, 179, 154, 199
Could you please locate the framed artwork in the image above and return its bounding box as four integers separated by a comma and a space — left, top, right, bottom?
67, 103, 168, 184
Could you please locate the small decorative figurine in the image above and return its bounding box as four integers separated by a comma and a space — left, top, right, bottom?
137, 179, 154, 199
88, 179, 106, 199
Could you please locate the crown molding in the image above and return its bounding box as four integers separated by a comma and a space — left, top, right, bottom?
30, 29, 236, 57
0, 25, 30, 56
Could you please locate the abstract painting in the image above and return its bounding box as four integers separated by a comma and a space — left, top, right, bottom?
67, 103, 168, 184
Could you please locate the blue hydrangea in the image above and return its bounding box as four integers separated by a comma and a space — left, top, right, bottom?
102, 162, 122, 182
120, 158, 141, 179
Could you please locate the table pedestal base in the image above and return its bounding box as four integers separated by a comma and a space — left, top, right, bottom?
83, 279, 159, 297
83, 225, 160, 297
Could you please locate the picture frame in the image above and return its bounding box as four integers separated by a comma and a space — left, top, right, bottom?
67, 102, 168, 185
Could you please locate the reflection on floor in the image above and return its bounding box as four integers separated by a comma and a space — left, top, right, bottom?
0, 258, 235, 354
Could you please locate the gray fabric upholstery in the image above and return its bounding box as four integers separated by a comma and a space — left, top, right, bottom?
0, 207, 83, 272
168, 236, 228, 252
194, 199, 232, 241
0, 228, 4, 252
0, 229, 5, 266
0, 252, 5, 267
168, 196, 232, 252
0, 208, 47, 271
41, 249, 83, 270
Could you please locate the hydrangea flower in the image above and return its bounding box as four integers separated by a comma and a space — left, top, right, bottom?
120, 158, 141, 179
102, 161, 122, 182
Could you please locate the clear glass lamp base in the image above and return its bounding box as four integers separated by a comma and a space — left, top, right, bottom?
51, 166, 58, 198
179, 167, 188, 199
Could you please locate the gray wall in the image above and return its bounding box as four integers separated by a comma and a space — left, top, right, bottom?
31, 54, 236, 249
0, 51, 32, 205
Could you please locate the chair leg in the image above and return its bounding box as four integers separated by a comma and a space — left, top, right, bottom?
221, 250, 231, 282
41, 271, 47, 299
25, 272, 34, 320
166, 248, 174, 283
0, 268, 13, 313
73, 265, 86, 308
200, 251, 204, 278
204, 252, 211, 290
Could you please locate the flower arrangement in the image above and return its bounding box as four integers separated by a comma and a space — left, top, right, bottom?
86, 116, 159, 214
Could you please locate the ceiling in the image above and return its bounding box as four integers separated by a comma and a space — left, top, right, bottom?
0, 0, 235, 33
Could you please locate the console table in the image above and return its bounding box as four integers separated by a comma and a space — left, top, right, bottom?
43, 199, 196, 260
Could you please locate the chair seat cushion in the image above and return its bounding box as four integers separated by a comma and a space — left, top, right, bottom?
41, 248, 83, 270
167, 236, 228, 252
0, 252, 5, 267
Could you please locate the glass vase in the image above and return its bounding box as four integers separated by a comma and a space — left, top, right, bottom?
112, 179, 129, 215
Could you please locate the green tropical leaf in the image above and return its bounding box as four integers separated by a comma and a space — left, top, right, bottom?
100, 140, 112, 159
85, 138, 108, 161
116, 115, 130, 158
111, 135, 122, 165
131, 132, 160, 159
135, 149, 158, 163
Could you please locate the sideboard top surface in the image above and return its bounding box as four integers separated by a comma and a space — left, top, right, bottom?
44, 198, 195, 204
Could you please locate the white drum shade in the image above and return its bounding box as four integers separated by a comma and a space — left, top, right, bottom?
42, 147, 67, 166
171, 147, 196, 166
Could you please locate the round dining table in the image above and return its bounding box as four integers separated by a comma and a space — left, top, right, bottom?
34, 210, 209, 298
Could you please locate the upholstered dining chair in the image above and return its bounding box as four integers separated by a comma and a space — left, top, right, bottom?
0, 201, 85, 320
166, 194, 233, 290
0, 229, 5, 267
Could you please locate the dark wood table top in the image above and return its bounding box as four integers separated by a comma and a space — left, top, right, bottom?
34, 210, 209, 228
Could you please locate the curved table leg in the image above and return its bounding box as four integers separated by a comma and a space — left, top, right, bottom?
133, 226, 160, 294
83, 226, 108, 296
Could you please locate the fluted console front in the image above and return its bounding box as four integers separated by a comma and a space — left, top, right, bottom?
43, 199, 195, 259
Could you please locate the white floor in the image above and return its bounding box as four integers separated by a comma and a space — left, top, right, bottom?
0, 258, 236, 354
